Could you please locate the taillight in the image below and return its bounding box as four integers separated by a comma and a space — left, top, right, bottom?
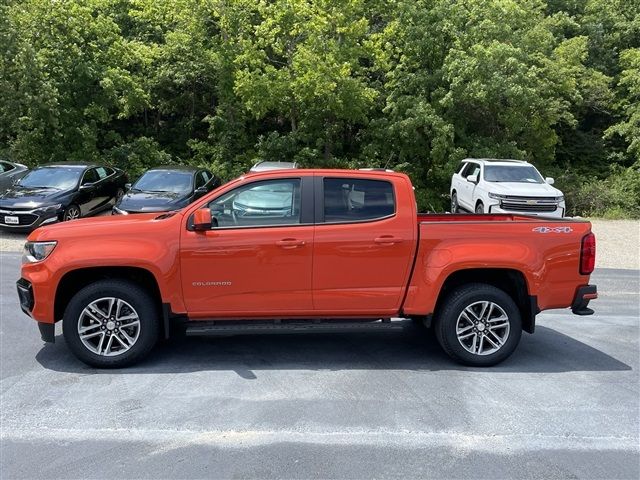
580, 232, 596, 275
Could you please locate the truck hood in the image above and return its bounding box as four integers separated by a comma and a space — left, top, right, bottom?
487, 182, 563, 198
27, 211, 181, 242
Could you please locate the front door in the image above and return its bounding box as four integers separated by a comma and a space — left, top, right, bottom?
312, 176, 416, 315
180, 176, 314, 317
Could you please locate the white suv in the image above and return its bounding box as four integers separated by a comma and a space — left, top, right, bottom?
450, 159, 566, 217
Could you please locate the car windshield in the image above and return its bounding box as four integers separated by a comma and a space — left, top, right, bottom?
17, 167, 83, 190
484, 165, 544, 183
133, 171, 193, 194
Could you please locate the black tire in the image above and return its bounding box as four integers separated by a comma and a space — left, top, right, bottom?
63, 280, 159, 368
63, 204, 81, 221
475, 202, 484, 214
451, 192, 459, 213
115, 188, 124, 202
433, 283, 522, 367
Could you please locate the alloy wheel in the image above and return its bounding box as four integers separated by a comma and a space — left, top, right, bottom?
456, 301, 510, 356
64, 206, 80, 221
77, 297, 141, 356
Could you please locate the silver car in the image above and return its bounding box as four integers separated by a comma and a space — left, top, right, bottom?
0, 160, 29, 193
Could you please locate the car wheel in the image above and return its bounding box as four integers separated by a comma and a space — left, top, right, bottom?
475, 202, 484, 214
115, 188, 124, 202
451, 192, 459, 213
433, 283, 522, 367
63, 204, 81, 221
63, 280, 159, 368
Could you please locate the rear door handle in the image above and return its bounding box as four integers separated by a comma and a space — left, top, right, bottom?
374, 236, 402, 245
276, 238, 306, 248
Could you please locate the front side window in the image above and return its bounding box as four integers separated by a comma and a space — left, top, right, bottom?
323, 178, 395, 223
82, 168, 99, 185
208, 178, 301, 228
0, 162, 14, 173
195, 172, 207, 189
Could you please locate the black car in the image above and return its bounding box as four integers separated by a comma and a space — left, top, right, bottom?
0, 162, 128, 232
113, 165, 220, 215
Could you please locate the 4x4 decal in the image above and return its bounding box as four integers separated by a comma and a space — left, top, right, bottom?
532, 226, 573, 234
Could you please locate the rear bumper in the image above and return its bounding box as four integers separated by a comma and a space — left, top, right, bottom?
572, 284, 597, 315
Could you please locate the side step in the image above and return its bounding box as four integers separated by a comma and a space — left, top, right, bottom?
185, 318, 412, 337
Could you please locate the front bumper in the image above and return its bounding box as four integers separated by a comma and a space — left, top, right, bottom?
487, 202, 565, 218
572, 284, 597, 315
16, 278, 34, 315
0, 209, 60, 232
17, 278, 56, 342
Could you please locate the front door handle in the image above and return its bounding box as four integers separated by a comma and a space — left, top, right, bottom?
276, 238, 306, 249
374, 236, 402, 245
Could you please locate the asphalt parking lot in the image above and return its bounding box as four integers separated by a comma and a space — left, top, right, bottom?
0, 251, 638, 479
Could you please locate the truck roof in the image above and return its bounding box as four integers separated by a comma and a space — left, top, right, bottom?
242, 168, 410, 180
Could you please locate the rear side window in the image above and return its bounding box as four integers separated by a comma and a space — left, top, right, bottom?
323, 178, 395, 223
96, 167, 108, 180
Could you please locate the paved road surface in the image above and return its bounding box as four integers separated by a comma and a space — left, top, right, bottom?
0, 252, 638, 479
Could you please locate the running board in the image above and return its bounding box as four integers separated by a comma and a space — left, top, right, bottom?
185, 318, 412, 337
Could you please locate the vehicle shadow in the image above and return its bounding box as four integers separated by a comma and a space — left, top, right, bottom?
35, 325, 632, 376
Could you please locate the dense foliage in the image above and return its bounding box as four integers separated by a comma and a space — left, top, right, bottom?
1, 0, 638, 216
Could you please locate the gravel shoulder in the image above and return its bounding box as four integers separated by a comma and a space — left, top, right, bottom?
1, 217, 638, 269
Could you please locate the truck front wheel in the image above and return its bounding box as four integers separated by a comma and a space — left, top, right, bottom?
62, 280, 159, 368
434, 283, 522, 366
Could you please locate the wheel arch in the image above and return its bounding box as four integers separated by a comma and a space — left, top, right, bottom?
55, 266, 164, 331
434, 268, 537, 334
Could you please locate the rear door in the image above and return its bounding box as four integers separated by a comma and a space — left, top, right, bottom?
92, 166, 112, 210
180, 175, 315, 316
312, 175, 416, 314
78, 168, 99, 215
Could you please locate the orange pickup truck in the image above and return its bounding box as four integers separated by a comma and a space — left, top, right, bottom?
17, 169, 597, 368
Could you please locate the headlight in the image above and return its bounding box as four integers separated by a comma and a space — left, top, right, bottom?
33, 204, 62, 215
488, 193, 507, 200
22, 241, 57, 264
113, 206, 129, 215
556, 196, 565, 202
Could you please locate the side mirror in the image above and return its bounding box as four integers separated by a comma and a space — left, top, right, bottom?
192, 208, 212, 231
195, 186, 208, 196
125, 183, 132, 190
79, 182, 95, 191
545, 177, 555, 185
466, 174, 479, 184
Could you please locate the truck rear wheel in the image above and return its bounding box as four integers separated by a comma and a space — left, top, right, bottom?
62, 280, 159, 368
434, 283, 522, 366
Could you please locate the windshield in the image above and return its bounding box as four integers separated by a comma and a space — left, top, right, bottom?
17, 167, 83, 190
133, 171, 193, 194
484, 165, 544, 183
